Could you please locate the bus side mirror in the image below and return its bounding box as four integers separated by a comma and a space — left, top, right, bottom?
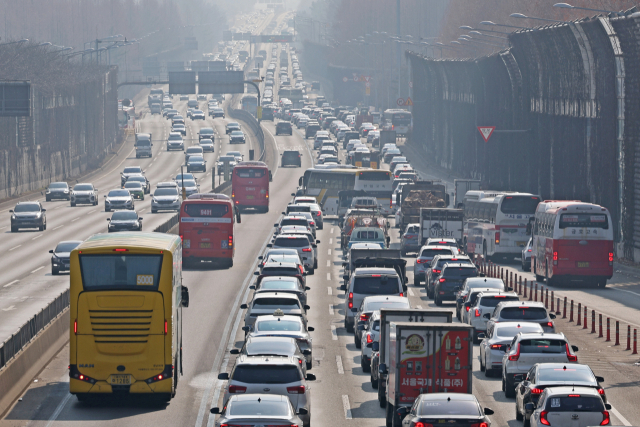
181, 286, 190, 308
269, 171, 273, 182
372, 342, 379, 351
526, 223, 532, 236
298, 177, 303, 186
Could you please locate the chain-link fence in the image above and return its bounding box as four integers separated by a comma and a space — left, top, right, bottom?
408, 12, 640, 261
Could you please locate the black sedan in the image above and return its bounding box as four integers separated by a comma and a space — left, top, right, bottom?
107, 210, 143, 232
49, 240, 82, 275
398, 393, 493, 427
514, 363, 606, 424
276, 121, 293, 135
229, 131, 246, 144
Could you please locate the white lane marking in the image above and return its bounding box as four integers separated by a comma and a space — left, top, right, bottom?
3, 279, 19, 288
342, 395, 353, 419
53, 225, 64, 230
71, 217, 80, 222
327, 287, 332, 295
9, 245, 21, 251
331, 227, 334, 234
327, 273, 331, 281
609, 287, 640, 298
326, 260, 330, 267
329, 238, 333, 245
408, 288, 414, 297
86, 210, 96, 215
2, 305, 16, 311
331, 325, 338, 340
610, 405, 632, 426
336, 355, 344, 374
32, 235, 42, 240
44, 387, 72, 427
0, 226, 6, 230
54, 206, 63, 210
328, 249, 332, 256
416, 305, 422, 309
329, 304, 334, 316
31, 266, 44, 273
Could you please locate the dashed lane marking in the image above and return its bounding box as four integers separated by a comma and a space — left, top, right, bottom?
53, 225, 64, 230
3, 280, 19, 288
71, 217, 80, 222
32, 235, 42, 240
329, 304, 334, 316
9, 245, 21, 251
331, 227, 334, 234
31, 266, 44, 273
328, 249, 331, 256
331, 325, 338, 340
342, 395, 352, 419
408, 288, 414, 296
327, 260, 330, 267
336, 355, 344, 374
327, 287, 332, 295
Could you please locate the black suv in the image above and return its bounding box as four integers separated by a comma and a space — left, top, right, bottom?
281, 150, 302, 167
305, 124, 321, 139
433, 263, 478, 306
276, 121, 293, 135
10, 201, 47, 232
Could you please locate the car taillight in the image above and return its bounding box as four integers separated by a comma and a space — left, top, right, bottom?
609, 252, 613, 265
439, 278, 446, 283
495, 231, 500, 245
566, 343, 578, 362
531, 388, 544, 394
545, 322, 554, 328
490, 344, 502, 350
228, 385, 247, 394
74, 319, 77, 334
366, 333, 373, 344
433, 269, 440, 274
228, 235, 233, 248
287, 385, 305, 394
265, 190, 269, 199
540, 411, 550, 425
348, 292, 353, 309
299, 266, 304, 275
553, 251, 558, 265
414, 422, 433, 427
466, 306, 470, 312
475, 309, 481, 317
598, 387, 605, 395
310, 221, 315, 226
302, 248, 312, 252
416, 259, 426, 264
508, 343, 521, 361
470, 423, 488, 427
360, 313, 370, 322
601, 410, 610, 425
231, 191, 235, 198
399, 293, 403, 297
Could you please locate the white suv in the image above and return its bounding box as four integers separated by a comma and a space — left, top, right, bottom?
501, 332, 579, 398
218, 355, 315, 427
467, 291, 520, 341
478, 322, 544, 378
486, 301, 557, 334
269, 235, 317, 273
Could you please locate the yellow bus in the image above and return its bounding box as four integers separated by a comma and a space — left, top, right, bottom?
69, 232, 189, 402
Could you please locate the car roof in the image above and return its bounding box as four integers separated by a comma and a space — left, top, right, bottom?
236, 355, 298, 366
498, 301, 546, 308
542, 386, 600, 396
255, 314, 304, 323
353, 267, 398, 275
420, 392, 478, 402
478, 291, 519, 299
229, 393, 290, 403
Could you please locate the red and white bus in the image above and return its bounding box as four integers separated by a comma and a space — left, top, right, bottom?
179, 193, 241, 268
463, 191, 541, 261
232, 161, 270, 213
530, 200, 613, 287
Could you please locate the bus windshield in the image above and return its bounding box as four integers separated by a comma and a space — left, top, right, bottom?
183, 203, 229, 217
235, 168, 266, 178
79, 254, 163, 290
559, 213, 608, 229
501, 196, 541, 214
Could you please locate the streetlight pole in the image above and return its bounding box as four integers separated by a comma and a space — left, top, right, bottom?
553, 2, 624, 16
509, 13, 565, 23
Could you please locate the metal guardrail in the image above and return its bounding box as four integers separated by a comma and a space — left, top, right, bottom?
227, 107, 266, 161
0, 289, 69, 370
153, 213, 179, 233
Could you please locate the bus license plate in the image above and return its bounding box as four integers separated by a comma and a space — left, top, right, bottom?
246, 187, 256, 191
577, 262, 590, 268
246, 195, 254, 199
110, 374, 131, 385
200, 243, 211, 248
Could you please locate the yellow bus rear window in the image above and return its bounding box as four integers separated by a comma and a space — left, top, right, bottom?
79, 254, 162, 290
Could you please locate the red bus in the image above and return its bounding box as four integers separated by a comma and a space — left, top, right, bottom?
232, 161, 270, 213
179, 193, 241, 268
530, 200, 613, 288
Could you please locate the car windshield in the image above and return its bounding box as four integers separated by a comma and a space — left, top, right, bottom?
107, 190, 129, 197
111, 211, 138, 220
496, 324, 543, 337
55, 242, 80, 252
418, 400, 480, 416
260, 279, 299, 290
231, 365, 301, 384
200, 139, 213, 144
467, 280, 504, 290
154, 188, 178, 196
189, 156, 204, 162
519, 339, 567, 354
365, 300, 410, 311
228, 400, 289, 416
281, 219, 309, 227
193, 110, 203, 114
500, 307, 548, 320
256, 320, 302, 332
187, 147, 202, 153
479, 296, 519, 307
175, 174, 194, 181
49, 183, 67, 189
128, 176, 145, 182
181, 180, 197, 187
123, 167, 142, 174
545, 396, 604, 412
231, 131, 243, 136
124, 182, 142, 189
353, 276, 400, 295
219, 156, 236, 162
538, 367, 594, 383
73, 184, 93, 191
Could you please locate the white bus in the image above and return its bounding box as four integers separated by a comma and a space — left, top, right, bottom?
299, 167, 393, 216
462, 191, 541, 260
382, 109, 412, 136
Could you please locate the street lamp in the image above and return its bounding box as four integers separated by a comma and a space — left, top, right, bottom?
480, 20, 528, 29
553, 2, 624, 16
469, 30, 508, 40
510, 13, 565, 23
0, 38, 29, 46
458, 37, 503, 48
460, 25, 509, 35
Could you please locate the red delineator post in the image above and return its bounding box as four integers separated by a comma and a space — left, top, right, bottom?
591, 310, 596, 334
615, 321, 620, 346
627, 325, 632, 351
599, 314, 603, 338
545, 288, 549, 309
550, 291, 555, 312
534, 282, 538, 302
563, 297, 567, 319
583, 306, 587, 329
606, 318, 611, 342
523, 278, 528, 298
569, 300, 574, 322
576, 303, 581, 326
633, 329, 638, 355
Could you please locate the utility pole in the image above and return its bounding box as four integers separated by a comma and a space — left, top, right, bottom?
396, 0, 401, 100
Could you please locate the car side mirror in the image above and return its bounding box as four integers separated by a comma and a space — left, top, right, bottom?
514, 374, 524, 382
483, 407, 494, 416
483, 313, 491, 319
302, 272, 307, 277
41, 208, 46, 212
340, 284, 346, 291
379, 363, 387, 375
372, 341, 379, 352
351, 307, 358, 313
525, 403, 534, 411
297, 407, 309, 415
49, 249, 54, 253
304, 305, 310, 310
249, 285, 256, 290
596, 376, 605, 383
274, 223, 279, 227
241, 326, 250, 332
181, 286, 189, 307
507, 287, 513, 291
258, 255, 263, 260
307, 326, 314, 332
104, 195, 107, 198
477, 333, 486, 340
302, 349, 312, 356
366, 342, 373, 348
266, 244, 272, 248
305, 374, 316, 381
209, 407, 220, 414
107, 218, 111, 221
396, 407, 409, 417
217, 373, 229, 380
549, 313, 557, 319
139, 217, 143, 221
571, 345, 579, 352
305, 286, 311, 290
605, 403, 612, 410
240, 303, 248, 309
254, 271, 259, 276
230, 349, 240, 355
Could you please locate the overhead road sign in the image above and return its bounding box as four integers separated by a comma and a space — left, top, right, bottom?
168, 71, 196, 95
0, 81, 30, 117
208, 61, 227, 72
477, 126, 495, 142
198, 71, 244, 94
251, 35, 294, 43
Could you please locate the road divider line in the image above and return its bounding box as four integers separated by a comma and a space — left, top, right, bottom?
327, 273, 331, 281
328, 249, 331, 256
342, 395, 352, 419
408, 288, 414, 297
329, 238, 333, 245
9, 245, 21, 251
336, 356, 344, 374
32, 235, 42, 240
331, 325, 338, 340
53, 225, 64, 230
609, 406, 632, 426
327, 287, 332, 295
31, 266, 44, 273
3, 280, 19, 288
329, 304, 334, 316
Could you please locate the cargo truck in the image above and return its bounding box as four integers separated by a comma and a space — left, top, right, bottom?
379, 130, 397, 149
135, 133, 153, 158
418, 208, 464, 246
398, 181, 449, 231
382, 322, 474, 427
371, 309, 452, 410
454, 179, 481, 208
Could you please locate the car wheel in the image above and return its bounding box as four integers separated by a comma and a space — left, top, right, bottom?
45, 196, 50, 202
515, 400, 524, 421
345, 318, 354, 333
354, 334, 361, 349
306, 360, 312, 370
308, 268, 314, 275
52, 268, 59, 276
11, 225, 17, 232
39, 224, 44, 231
314, 259, 318, 269
105, 207, 110, 212
435, 295, 442, 306
413, 276, 420, 286
371, 372, 378, 388
505, 377, 515, 398
361, 357, 370, 372
70, 202, 76, 207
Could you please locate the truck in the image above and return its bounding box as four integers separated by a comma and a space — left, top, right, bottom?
147, 88, 163, 107
340, 213, 389, 250
149, 102, 162, 115
398, 181, 449, 231
378, 130, 397, 149
135, 133, 153, 158
355, 114, 373, 130
454, 179, 481, 208
418, 208, 464, 246
343, 248, 403, 284
371, 309, 452, 412
383, 322, 473, 427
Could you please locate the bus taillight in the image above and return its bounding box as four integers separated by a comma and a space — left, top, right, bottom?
265, 190, 269, 199
74, 319, 77, 334
164, 320, 168, 335
553, 251, 558, 265
231, 191, 235, 198
229, 235, 233, 248
495, 232, 500, 245
609, 252, 614, 265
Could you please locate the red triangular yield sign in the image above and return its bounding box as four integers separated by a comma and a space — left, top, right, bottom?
477, 126, 495, 142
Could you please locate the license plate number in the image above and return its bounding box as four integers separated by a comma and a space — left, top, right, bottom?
200, 243, 211, 248
64, 265, 70, 269
246, 195, 254, 199
577, 262, 590, 268
110, 374, 131, 385
246, 187, 256, 191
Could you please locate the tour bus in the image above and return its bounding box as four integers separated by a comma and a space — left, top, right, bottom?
463, 191, 541, 260
241, 95, 258, 116
530, 200, 614, 287
232, 161, 270, 212
180, 193, 241, 268
382, 109, 412, 136
69, 232, 189, 402
299, 167, 393, 215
